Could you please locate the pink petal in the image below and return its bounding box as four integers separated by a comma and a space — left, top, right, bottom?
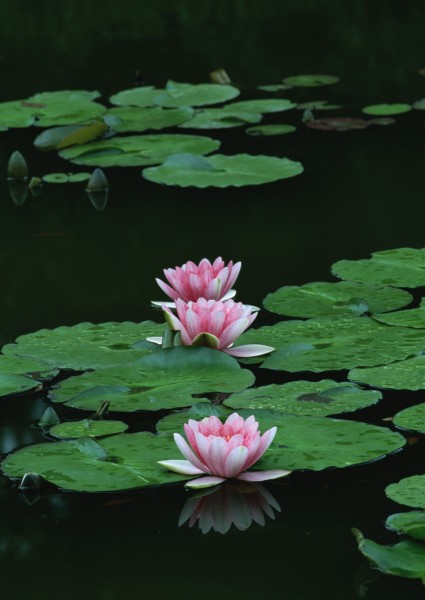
185, 476, 226, 489
156, 278, 179, 301
219, 317, 250, 349
157, 459, 205, 475
224, 344, 274, 358
174, 433, 209, 473
207, 436, 229, 476
237, 469, 291, 482
185, 309, 202, 339
224, 445, 249, 478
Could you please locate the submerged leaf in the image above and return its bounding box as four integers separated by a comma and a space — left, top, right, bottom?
282, 74, 340, 87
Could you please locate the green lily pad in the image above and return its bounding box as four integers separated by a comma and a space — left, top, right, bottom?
158, 409, 405, 471
67, 172, 91, 183
104, 106, 195, 132
373, 299, 425, 328
30, 90, 101, 102
332, 248, 425, 288
142, 153, 304, 187
0, 373, 41, 397
42, 173, 70, 184
282, 74, 340, 87
49, 347, 254, 412
223, 380, 382, 417
223, 99, 296, 113
59, 134, 220, 167
109, 86, 164, 107
263, 282, 412, 318
246, 124, 296, 136
386, 476, 425, 509
297, 100, 342, 110
157, 80, 240, 107
0, 355, 58, 379
1, 432, 189, 492
179, 108, 262, 129
412, 99, 425, 110
235, 316, 425, 372
50, 419, 128, 439
362, 103, 411, 116
393, 402, 425, 433
2, 321, 163, 371
257, 84, 293, 92
0, 101, 36, 128
353, 529, 425, 584
349, 355, 425, 391
386, 512, 425, 542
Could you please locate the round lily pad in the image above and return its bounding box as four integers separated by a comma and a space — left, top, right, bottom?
142, 153, 304, 188
0, 101, 36, 128
332, 248, 425, 288
42, 173, 70, 184
223, 99, 296, 113
0, 355, 58, 379
1, 432, 189, 492
263, 282, 412, 318
349, 355, 425, 391
109, 86, 164, 107
282, 74, 340, 87
386, 512, 425, 542
2, 321, 163, 371
67, 172, 91, 183
179, 107, 262, 129
59, 134, 220, 168
0, 373, 41, 397
373, 299, 425, 328
50, 419, 128, 439
236, 316, 425, 372
223, 380, 382, 417
386, 475, 425, 509
246, 124, 296, 136
362, 103, 411, 116
297, 100, 342, 110
104, 106, 195, 132
49, 347, 254, 412
353, 529, 425, 583
257, 84, 293, 92
393, 403, 425, 433
157, 80, 240, 107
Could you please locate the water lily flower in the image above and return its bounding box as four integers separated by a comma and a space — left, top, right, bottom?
161, 297, 274, 358
158, 413, 291, 489
156, 257, 241, 303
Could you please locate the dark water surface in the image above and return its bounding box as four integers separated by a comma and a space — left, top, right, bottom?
1, 2, 425, 598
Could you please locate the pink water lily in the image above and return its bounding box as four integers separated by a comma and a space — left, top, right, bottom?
162, 297, 274, 358
158, 413, 291, 489
156, 257, 241, 303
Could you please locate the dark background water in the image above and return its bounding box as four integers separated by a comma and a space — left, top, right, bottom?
0, 1, 425, 598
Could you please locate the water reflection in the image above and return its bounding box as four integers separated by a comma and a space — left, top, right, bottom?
178, 480, 280, 534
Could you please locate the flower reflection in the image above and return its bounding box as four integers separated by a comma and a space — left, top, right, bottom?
178, 481, 281, 535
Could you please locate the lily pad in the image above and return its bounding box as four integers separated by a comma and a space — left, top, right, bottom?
235, 316, 425, 372
157, 80, 240, 107
362, 103, 411, 116
386, 512, 425, 542
332, 248, 425, 288
305, 117, 371, 131
142, 153, 304, 187
0, 355, 58, 379
349, 355, 425, 391
412, 99, 425, 110
224, 380, 382, 417
393, 402, 425, 433
386, 476, 425, 509
223, 99, 296, 113
282, 74, 340, 87
0, 373, 41, 397
263, 282, 412, 318
158, 409, 405, 471
109, 86, 164, 107
297, 100, 342, 110
104, 106, 195, 132
1, 432, 189, 492
179, 108, 262, 129
257, 84, 293, 92
2, 321, 163, 371
353, 529, 425, 583
0, 101, 36, 128
42, 173, 70, 184
59, 134, 220, 168
49, 347, 254, 412
246, 124, 296, 136
373, 299, 425, 328
50, 419, 128, 439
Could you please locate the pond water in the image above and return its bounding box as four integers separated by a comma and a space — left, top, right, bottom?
1, 2, 425, 598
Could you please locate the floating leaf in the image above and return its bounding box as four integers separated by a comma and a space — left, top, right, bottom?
386, 512, 425, 542
257, 84, 293, 92
264, 282, 412, 318
386, 476, 425, 509
373, 299, 425, 328
412, 99, 425, 110
158, 80, 240, 107
393, 402, 425, 433
142, 153, 303, 188
246, 124, 296, 136
42, 173, 70, 184
59, 134, 220, 167
29, 90, 101, 102
223, 99, 296, 113
0, 355, 58, 379
1, 432, 189, 492
282, 74, 340, 87
353, 529, 425, 584
349, 355, 425, 391
362, 103, 411, 116
104, 106, 195, 132
332, 248, 425, 288
0, 102, 36, 128
235, 316, 425, 372
0, 373, 41, 397
2, 321, 163, 371
369, 117, 396, 125
109, 86, 164, 107
305, 117, 371, 131
179, 108, 262, 129
224, 380, 382, 417
49, 347, 254, 412
296, 100, 342, 110
68, 172, 91, 183
50, 419, 128, 439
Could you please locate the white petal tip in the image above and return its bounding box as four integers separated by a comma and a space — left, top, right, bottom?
185, 476, 226, 489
